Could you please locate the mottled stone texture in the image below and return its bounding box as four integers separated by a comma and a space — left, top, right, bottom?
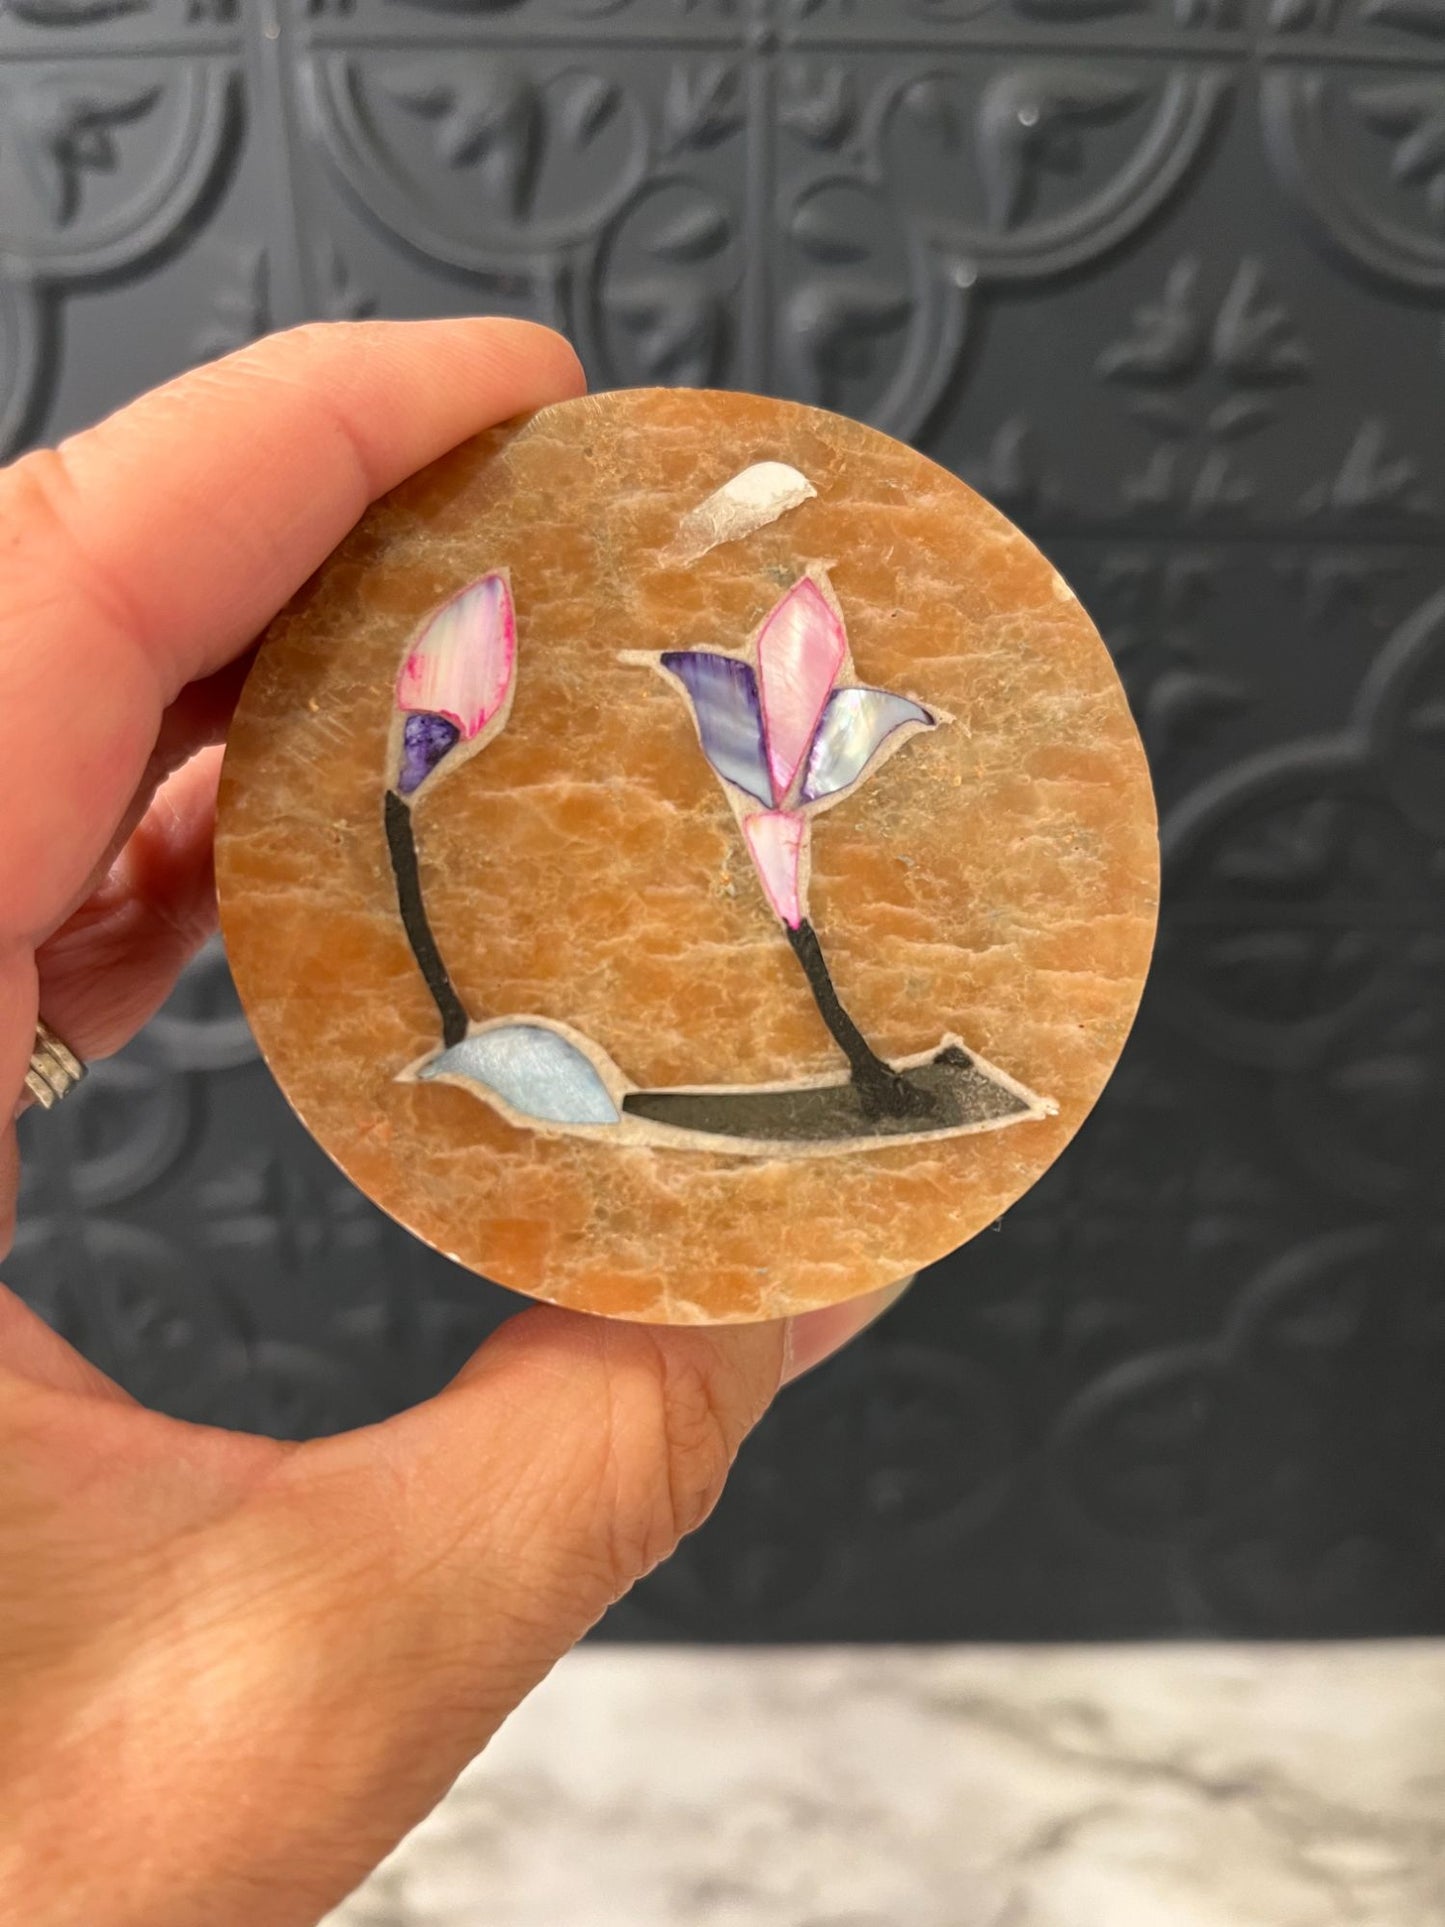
326, 1646, 1445, 1927
217, 390, 1157, 1322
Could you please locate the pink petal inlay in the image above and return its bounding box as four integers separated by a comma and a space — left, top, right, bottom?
396, 571, 515, 741
744, 810, 808, 929
755, 577, 848, 804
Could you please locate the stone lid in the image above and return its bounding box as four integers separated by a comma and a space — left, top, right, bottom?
216, 387, 1157, 1323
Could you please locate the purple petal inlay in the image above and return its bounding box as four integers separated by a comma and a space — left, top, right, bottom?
398, 712, 461, 796
801, 686, 934, 803
660, 651, 774, 807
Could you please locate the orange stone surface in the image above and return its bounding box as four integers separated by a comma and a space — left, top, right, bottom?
216, 389, 1158, 1323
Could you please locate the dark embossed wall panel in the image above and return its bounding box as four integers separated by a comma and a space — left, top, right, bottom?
3, 0, 1443, 1640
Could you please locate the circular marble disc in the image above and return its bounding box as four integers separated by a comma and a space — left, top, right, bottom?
217, 389, 1157, 1324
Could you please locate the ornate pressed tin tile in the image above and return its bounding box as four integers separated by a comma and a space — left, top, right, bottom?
3, 0, 1443, 1636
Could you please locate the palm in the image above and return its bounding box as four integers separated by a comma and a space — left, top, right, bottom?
0, 322, 907, 1926
0, 1286, 548, 1924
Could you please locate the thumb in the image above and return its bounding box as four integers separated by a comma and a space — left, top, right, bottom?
320, 1307, 786, 1689
199, 1309, 785, 1917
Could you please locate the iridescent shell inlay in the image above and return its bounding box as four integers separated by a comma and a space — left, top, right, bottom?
375, 474, 1052, 1155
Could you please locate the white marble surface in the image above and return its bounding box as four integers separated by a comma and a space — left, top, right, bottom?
327, 1644, 1445, 1927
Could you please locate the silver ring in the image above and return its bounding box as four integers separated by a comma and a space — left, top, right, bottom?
25, 1020, 86, 1111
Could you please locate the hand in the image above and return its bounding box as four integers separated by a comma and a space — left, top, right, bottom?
0, 321, 908, 1927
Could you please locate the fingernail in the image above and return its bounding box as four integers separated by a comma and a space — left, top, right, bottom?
780, 1316, 800, 1385
781, 1273, 917, 1388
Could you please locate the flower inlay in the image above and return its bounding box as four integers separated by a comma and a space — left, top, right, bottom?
395, 570, 516, 787
756, 576, 850, 805
378, 527, 1050, 1153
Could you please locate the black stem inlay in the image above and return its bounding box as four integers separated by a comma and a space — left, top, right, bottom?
385, 788, 469, 1049
784, 919, 935, 1121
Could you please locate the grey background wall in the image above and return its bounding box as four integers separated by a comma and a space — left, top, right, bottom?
3, 0, 1443, 1640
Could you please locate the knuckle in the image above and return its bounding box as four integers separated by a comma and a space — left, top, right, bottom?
597, 1333, 744, 1595
2, 448, 80, 568
654, 1344, 740, 1542
227, 319, 384, 399
238, 318, 348, 366
0, 447, 146, 655
225, 323, 382, 500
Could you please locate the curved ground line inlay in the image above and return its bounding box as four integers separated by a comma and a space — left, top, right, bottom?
405, 1019, 1055, 1160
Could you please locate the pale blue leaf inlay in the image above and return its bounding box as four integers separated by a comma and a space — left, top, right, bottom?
801, 686, 933, 803
420, 1025, 620, 1126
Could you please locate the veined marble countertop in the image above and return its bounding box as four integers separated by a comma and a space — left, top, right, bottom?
327, 1644, 1445, 1927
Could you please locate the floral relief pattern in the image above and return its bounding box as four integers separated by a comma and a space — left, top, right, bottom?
297, 17, 1233, 434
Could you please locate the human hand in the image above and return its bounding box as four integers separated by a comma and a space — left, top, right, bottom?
0, 321, 908, 1927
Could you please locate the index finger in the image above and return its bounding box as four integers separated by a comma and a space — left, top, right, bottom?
0, 319, 584, 946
